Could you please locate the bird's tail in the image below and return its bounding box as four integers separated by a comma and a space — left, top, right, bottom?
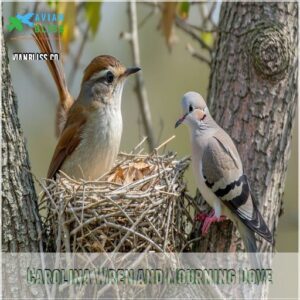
238, 221, 257, 252
32, 24, 73, 136
237, 221, 262, 268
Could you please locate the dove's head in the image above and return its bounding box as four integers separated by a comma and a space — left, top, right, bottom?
175, 92, 210, 129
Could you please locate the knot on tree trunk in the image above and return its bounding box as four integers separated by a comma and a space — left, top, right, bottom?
247, 22, 290, 81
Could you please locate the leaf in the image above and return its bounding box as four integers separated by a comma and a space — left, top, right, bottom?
124, 165, 136, 184
107, 167, 125, 183
161, 2, 178, 49
178, 2, 190, 20
135, 169, 144, 181
56, 2, 76, 53
200, 32, 214, 48
91, 241, 104, 252
133, 161, 149, 170
84, 2, 102, 37
47, 0, 58, 10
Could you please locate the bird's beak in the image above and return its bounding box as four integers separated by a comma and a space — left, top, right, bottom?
175, 113, 188, 128
124, 67, 141, 77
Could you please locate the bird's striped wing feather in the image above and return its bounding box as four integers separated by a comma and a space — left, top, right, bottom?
202, 133, 272, 243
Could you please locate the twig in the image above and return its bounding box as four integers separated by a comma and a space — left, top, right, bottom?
138, 5, 157, 29
199, 2, 206, 21
44, 145, 191, 253
175, 16, 213, 53
104, 221, 163, 252
186, 43, 211, 65
184, 23, 218, 33
112, 204, 153, 252
68, 23, 90, 87
33, 1, 40, 14
131, 136, 148, 154
153, 135, 175, 152
202, 2, 217, 29
126, 0, 155, 150
163, 202, 172, 251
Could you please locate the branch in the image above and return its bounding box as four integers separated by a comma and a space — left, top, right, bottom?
68, 23, 89, 87
183, 22, 218, 33
175, 16, 213, 53
186, 43, 211, 66
202, 1, 217, 28
124, 0, 155, 151
138, 4, 158, 29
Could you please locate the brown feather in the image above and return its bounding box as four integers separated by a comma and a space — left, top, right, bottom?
47, 105, 87, 179
82, 55, 125, 83
32, 25, 73, 136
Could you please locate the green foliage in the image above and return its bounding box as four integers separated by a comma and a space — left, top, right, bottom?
56, 2, 76, 53
84, 2, 102, 37
44, 1, 102, 53
178, 2, 190, 19
200, 32, 214, 48
47, 0, 58, 10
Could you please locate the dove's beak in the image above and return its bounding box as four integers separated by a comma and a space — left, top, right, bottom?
175, 113, 188, 128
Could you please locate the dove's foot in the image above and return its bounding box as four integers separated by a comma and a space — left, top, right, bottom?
195, 209, 226, 235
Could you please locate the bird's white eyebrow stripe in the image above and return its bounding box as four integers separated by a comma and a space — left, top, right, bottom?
89, 69, 109, 81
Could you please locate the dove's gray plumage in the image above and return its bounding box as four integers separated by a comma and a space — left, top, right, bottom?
176, 91, 272, 252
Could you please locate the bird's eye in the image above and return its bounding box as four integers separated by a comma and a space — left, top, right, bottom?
106, 71, 114, 83
189, 105, 193, 113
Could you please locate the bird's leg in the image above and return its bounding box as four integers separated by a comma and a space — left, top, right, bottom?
195, 209, 226, 235
195, 209, 216, 222
195, 211, 209, 222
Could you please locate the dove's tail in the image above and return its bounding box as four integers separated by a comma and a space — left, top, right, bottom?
237, 221, 262, 268
32, 24, 73, 136
238, 222, 257, 252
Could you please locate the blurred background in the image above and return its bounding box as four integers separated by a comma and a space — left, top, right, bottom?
3, 1, 298, 252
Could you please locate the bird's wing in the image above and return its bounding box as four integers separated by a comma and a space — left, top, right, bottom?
202, 130, 272, 243
47, 106, 87, 179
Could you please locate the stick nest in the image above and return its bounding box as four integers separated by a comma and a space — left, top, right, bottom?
40, 141, 196, 253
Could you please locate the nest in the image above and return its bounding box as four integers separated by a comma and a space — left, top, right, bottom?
40, 138, 197, 253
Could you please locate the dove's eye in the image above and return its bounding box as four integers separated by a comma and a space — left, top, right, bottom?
189, 105, 194, 113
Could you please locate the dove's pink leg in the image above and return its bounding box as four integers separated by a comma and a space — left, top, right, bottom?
195, 209, 226, 235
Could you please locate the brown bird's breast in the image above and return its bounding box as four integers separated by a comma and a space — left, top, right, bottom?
60, 107, 123, 180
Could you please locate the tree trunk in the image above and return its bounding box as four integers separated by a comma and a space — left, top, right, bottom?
2, 30, 45, 298
1, 34, 42, 253
193, 2, 298, 252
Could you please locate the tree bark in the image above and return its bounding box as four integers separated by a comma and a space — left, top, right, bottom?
193, 2, 298, 252
2, 30, 46, 299
1, 35, 42, 252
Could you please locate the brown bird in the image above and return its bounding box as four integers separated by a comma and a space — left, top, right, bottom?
33, 28, 140, 180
